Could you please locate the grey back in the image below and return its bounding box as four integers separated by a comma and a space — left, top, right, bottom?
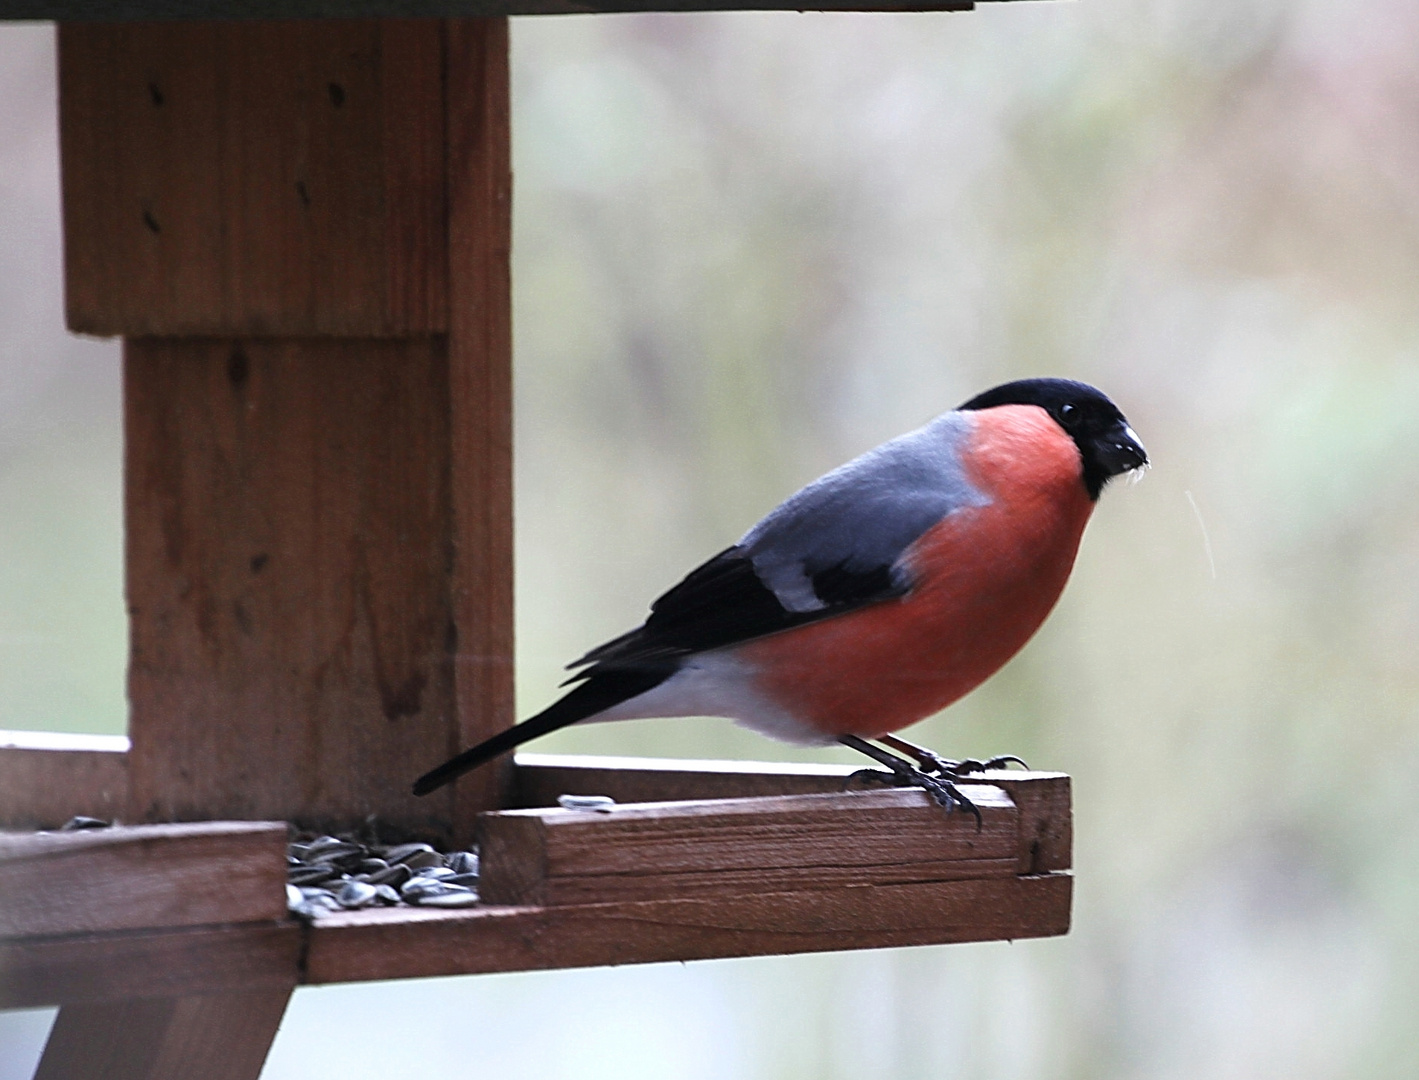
740, 411, 988, 612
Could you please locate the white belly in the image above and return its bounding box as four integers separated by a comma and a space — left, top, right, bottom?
589, 652, 833, 747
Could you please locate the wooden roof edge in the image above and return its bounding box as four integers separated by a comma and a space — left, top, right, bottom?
1, 0, 995, 21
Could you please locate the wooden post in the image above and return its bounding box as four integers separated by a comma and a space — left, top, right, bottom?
58, 19, 513, 841
35, 989, 294, 1080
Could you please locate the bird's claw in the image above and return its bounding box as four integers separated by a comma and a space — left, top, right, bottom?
844, 767, 899, 791
938, 754, 1029, 777
843, 761, 982, 829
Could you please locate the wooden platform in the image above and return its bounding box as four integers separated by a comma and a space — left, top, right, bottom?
0, 744, 1071, 1010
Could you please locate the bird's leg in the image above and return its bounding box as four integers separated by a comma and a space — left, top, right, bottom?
838, 735, 981, 827
876, 733, 959, 775
876, 734, 1027, 778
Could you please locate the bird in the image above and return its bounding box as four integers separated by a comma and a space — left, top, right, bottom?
413, 377, 1147, 814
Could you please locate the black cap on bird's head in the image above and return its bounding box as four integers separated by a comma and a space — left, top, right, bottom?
958, 377, 1148, 500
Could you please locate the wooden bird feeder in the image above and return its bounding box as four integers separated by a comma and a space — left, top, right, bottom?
0, 7, 1071, 1078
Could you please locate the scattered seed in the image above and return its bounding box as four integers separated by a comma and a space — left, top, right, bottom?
444, 851, 478, 875
383, 842, 435, 864
337, 880, 379, 909
415, 887, 481, 908
288, 864, 340, 886
397, 849, 444, 871
60, 816, 111, 831
366, 863, 412, 888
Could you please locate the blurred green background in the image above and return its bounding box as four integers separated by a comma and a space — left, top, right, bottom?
4, 1, 1419, 1075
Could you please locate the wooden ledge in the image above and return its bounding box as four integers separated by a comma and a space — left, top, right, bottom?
0, 730, 128, 832
3, 1, 996, 20
302, 872, 1070, 984
0, 745, 1071, 1006
479, 787, 1020, 905
0, 821, 288, 939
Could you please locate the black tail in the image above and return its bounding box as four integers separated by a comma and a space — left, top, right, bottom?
411, 667, 671, 797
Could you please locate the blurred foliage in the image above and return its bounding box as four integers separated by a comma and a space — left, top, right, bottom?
5, 1, 1419, 1077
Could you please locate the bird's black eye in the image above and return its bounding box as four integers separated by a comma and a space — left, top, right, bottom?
1058, 402, 1081, 427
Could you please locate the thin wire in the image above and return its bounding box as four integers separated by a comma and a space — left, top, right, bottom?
1184, 489, 1217, 580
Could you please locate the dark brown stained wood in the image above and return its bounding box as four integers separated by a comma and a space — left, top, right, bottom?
478, 787, 1017, 905
446, 18, 516, 836
124, 337, 465, 835
0, 923, 300, 1011
0, 731, 128, 830
35, 987, 294, 1080
16, 1, 990, 19
59, 20, 447, 337
0, 823, 286, 938
304, 872, 1072, 984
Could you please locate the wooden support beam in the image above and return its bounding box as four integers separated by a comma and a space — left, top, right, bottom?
446, 16, 516, 840
58, 19, 513, 839
122, 336, 464, 835
34, 987, 294, 1080
0, 922, 301, 1012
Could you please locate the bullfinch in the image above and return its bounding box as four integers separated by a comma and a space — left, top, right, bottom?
413, 377, 1147, 813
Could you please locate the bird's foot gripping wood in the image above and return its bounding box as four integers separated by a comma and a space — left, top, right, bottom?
838, 735, 984, 827
876, 734, 1027, 779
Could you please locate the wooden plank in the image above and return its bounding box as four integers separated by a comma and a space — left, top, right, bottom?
0, 731, 128, 831
513, 755, 1072, 874
0, 822, 286, 938
478, 787, 1017, 905
59, 20, 446, 337
446, 17, 516, 836
123, 337, 466, 837
16, 1, 988, 20
304, 872, 1071, 984
0, 923, 300, 1011
35, 987, 293, 1080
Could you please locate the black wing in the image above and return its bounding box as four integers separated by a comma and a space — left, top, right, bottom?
567, 544, 908, 680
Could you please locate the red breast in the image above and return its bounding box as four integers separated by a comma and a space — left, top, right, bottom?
735, 404, 1095, 737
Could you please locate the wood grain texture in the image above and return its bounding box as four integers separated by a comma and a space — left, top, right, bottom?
59, 20, 446, 337
35, 987, 294, 1080
446, 17, 516, 835
976, 771, 1071, 874
478, 787, 1017, 905
305, 872, 1072, 984
0, 731, 128, 830
0, 822, 286, 938
124, 337, 465, 836
105, 21, 513, 839
0, 922, 300, 1011
512, 757, 1072, 874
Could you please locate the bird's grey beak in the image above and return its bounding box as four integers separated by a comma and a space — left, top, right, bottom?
1098, 423, 1148, 478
